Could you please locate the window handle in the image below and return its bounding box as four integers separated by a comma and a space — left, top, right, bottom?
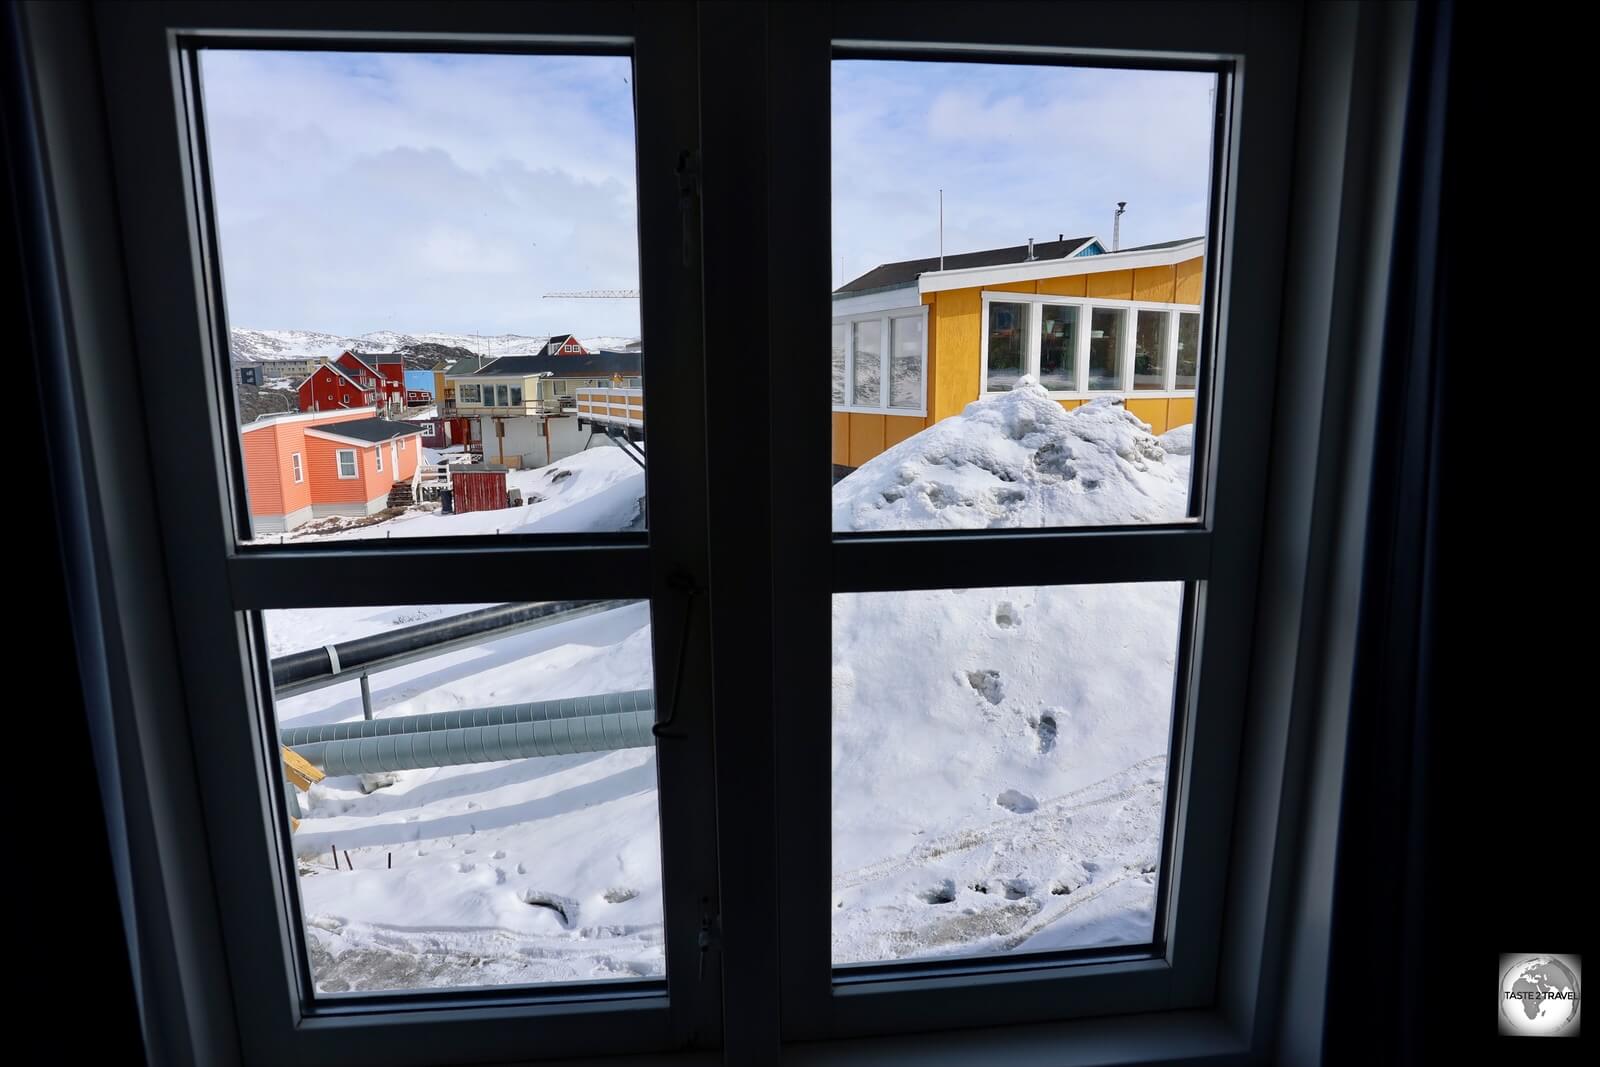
697, 901, 721, 982
676, 149, 701, 268
652, 569, 701, 739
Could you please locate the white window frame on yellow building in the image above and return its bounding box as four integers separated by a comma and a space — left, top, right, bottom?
980, 290, 1204, 400
831, 303, 929, 418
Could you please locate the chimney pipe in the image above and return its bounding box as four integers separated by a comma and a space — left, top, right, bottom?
1026, 237, 1035, 261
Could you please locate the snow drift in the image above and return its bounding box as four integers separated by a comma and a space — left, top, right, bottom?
833, 378, 1193, 531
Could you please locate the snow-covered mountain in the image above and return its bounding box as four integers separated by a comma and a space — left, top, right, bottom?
230, 328, 640, 362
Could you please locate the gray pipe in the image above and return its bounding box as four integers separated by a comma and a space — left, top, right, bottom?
293, 707, 654, 776
279, 688, 654, 747
271, 600, 637, 697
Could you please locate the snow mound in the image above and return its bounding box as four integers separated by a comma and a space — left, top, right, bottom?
1158, 422, 1194, 456
832, 378, 1191, 530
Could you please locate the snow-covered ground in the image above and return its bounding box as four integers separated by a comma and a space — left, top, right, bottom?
278, 379, 1192, 990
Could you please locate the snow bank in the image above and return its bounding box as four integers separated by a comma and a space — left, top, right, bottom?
833, 378, 1192, 530
829, 381, 1190, 963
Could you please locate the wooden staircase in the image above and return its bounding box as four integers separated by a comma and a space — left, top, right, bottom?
386, 480, 415, 509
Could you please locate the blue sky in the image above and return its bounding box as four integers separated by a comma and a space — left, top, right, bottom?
201, 53, 1213, 336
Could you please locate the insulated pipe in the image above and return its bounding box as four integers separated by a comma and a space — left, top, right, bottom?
279, 689, 654, 748
294, 707, 655, 776
271, 600, 636, 697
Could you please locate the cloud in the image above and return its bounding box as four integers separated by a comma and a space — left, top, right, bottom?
202, 52, 1214, 333
201, 50, 640, 337
833, 61, 1215, 287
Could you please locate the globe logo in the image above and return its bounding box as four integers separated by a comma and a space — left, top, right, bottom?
1500, 954, 1581, 1036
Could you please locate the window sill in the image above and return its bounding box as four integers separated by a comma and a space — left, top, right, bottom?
831, 406, 929, 418
781, 1008, 1245, 1067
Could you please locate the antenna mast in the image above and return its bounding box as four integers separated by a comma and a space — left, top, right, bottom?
939, 189, 945, 270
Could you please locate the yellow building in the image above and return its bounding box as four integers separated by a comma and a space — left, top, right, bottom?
832, 235, 1204, 476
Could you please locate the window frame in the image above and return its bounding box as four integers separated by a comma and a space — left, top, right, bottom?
764, 0, 1399, 1054
334, 448, 358, 480
18, 0, 1422, 1062
831, 303, 929, 417
26, 1, 725, 1063
290, 451, 303, 484
980, 290, 1201, 398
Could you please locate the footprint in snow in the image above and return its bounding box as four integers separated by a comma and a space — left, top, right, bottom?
995, 789, 1038, 814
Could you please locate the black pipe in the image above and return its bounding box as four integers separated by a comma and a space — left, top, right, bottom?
269, 600, 633, 691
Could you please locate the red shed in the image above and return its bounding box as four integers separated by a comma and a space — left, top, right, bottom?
449, 464, 509, 514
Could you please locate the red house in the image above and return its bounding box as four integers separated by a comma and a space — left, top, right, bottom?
296, 362, 377, 413
333, 350, 406, 413
543, 334, 588, 356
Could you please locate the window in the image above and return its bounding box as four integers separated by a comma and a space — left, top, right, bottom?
1039, 305, 1078, 391
1135, 309, 1171, 390
985, 300, 1028, 392
1176, 312, 1200, 390
1088, 307, 1126, 390
830, 322, 847, 404
497, 384, 510, 406
34, 0, 1423, 1062
851, 319, 881, 405
510, 386, 522, 406
291, 452, 303, 483
831, 307, 928, 415
374, 445, 382, 472
460, 384, 481, 403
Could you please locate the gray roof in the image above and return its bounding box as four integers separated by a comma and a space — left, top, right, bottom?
310, 417, 424, 443
835, 236, 1098, 295
447, 349, 642, 379
1113, 236, 1205, 253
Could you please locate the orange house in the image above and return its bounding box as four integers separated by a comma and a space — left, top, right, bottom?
240, 407, 425, 537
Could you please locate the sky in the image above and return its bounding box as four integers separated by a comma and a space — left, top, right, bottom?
832, 61, 1215, 289
201, 52, 1214, 337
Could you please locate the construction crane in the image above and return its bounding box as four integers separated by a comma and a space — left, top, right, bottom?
542, 289, 641, 299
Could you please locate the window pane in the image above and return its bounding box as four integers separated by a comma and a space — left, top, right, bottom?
832, 582, 1181, 965
1176, 312, 1199, 390
889, 316, 923, 410
1088, 308, 1125, 391
1040, 305, 1078, 391
202, 50, 647, 541
831, 58, 1215, 526
853, 320, 883, 406
986, 301, 1028, 392
264, 601, 664, 994
1134, 310, 1169, 391
832, 323, 847, 405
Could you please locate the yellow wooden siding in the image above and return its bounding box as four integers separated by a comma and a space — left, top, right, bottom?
1037, 275, 1087, 296
1132, 265, 1177, 303
932, 289, 982, 423
884, 415, 926, 450
1086, 269, 1135, 300
1174, 256, 1204, 304
1055, 399, 1083, 412
832, 412, 849, 466
1125, 398, 1169, 435
986, 280, 1037, 294
848, 413, 885, 467
1167, 396, 1196, 429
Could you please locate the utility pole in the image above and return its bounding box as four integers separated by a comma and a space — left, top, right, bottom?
939, 188, 944, 271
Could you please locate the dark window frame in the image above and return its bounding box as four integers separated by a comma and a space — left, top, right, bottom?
13, 0, 1424, 1062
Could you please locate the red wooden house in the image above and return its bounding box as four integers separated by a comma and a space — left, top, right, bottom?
333, 351, 405, 413
296, 361, 377, 413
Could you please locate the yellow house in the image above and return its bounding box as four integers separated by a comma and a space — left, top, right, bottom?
832, 235, 1205, 476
